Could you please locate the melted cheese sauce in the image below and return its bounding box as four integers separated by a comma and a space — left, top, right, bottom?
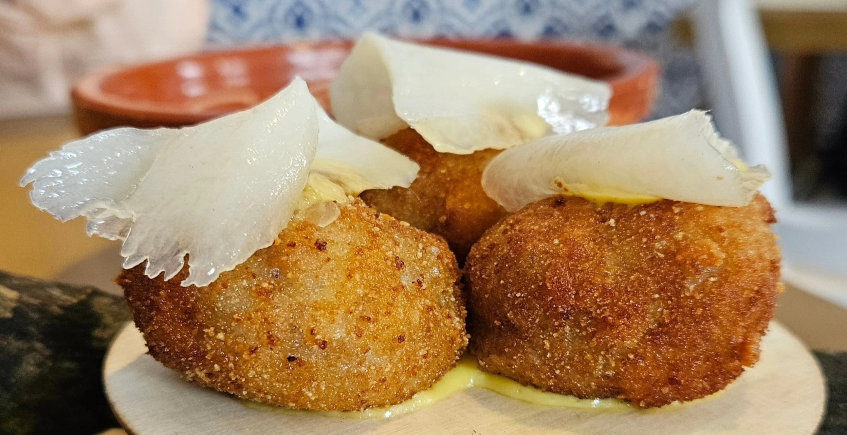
552, 179, 660, 206
550, 157, 754, 207
576, 191, 660, 206
243, 356, 632, 419
296, 173, 351, 213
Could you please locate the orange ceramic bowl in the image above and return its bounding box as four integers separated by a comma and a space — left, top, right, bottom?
72, 39, 658, 135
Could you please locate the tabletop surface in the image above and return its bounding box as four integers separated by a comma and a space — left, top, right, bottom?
1, 115, 120, 295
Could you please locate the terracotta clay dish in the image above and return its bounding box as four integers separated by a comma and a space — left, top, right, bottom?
72, 39, 658, 135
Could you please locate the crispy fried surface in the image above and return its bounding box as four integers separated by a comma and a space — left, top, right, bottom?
119, 199, 467, 411
360, 128, 507, 261
465, 195, 781, 407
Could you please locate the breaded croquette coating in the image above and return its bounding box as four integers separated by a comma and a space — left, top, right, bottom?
466, 195, 780, 408
119, 199, 468, 411
360, 128, 508, 261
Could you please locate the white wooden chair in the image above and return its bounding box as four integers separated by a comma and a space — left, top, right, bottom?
691, 0, 847, 308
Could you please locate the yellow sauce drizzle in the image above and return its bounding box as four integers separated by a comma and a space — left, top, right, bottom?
243, 356, 632, 419
295, 173, 350, 212
730, 158, 749, 170
573, 191, 661, 206
295, 160, 378, 213
293, 162, 379, 226
552, 179, 660, 206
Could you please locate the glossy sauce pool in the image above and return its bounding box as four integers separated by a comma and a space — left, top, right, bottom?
243, 355, 632, 419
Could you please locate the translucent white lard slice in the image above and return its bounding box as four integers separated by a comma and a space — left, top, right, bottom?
482, 110, 771, 211
313, 106, 418, 193
294, 106, 421, 226
331, 32, 611, 155
21, 78, 418, 287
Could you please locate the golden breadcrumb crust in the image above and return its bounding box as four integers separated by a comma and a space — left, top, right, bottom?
119, 199, 468, 411
360, 128, 508, 261
465, 195, 781, 407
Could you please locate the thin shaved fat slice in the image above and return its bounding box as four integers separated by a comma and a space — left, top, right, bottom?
482, 110, 771, 211
21, 77, 418, 288
331, 32, 611, 155
313, 106, 419, 193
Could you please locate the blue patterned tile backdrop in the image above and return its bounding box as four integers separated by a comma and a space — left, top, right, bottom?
208, 0, 702, 118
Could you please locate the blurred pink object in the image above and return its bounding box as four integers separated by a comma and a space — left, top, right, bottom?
0, 0, 209, 119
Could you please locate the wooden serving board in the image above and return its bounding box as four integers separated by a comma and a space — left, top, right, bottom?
104, 321, 824, 434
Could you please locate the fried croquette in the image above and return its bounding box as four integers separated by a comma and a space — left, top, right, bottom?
465, 195, 780, 408
119, 199, 468, 411
360, 128, 508, 261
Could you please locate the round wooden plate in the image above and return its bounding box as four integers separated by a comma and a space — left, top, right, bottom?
104, 321, 825, 434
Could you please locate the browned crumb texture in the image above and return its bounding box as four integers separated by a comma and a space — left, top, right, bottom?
360, 128, 508, 261
465, 195, 781, 408
119, 199, 468, 411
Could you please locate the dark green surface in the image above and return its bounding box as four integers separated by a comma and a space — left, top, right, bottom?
0, 271, 130, 435
815, 351, 847, 434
